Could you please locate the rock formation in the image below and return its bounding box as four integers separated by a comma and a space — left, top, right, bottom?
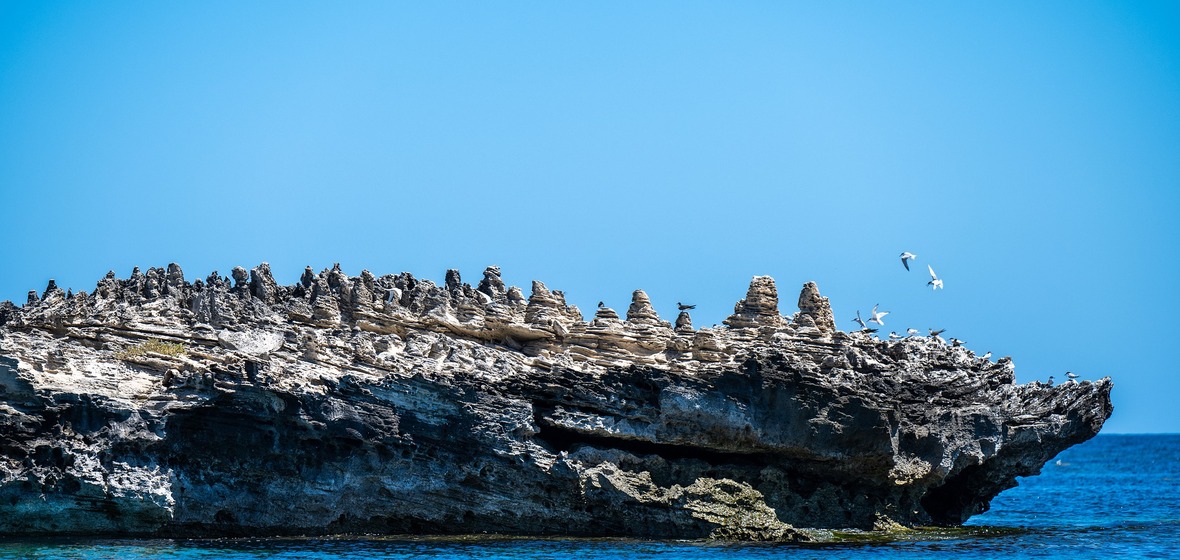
0, 264, 1113, 540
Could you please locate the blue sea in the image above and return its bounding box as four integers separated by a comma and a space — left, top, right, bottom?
1, 434, 1176, 559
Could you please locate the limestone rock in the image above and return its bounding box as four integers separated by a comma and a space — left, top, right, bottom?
0, 263, 1113, 541
249, 262, 281, 304
231, 266, 249, 290
477, 266, 507, 301
626, 290, 661, 325
797, 281, 837, 334
724, 276, 782, 329
217, 329, 285, 356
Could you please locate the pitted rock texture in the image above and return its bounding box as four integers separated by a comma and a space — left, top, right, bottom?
0, 264, 1112, 540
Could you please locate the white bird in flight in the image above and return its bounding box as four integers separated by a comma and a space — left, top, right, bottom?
927, 265, 944, 290
852, 311, 867, 329
868, 304, 889, 326
900, 252, 917, 271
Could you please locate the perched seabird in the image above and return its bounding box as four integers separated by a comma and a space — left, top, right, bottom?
900, 251, 917, 271
949, 337, 965, 347
981, 351, 992, 360
906, 328, 920, 337
927, 265, 944, 290
1047, 375, 1055, 386
597, 301, 604, 308
852, 311, 867, 329
888, 331, 903, 340
860, 328, 879, 334
677, 302, 696, 311
929, 328, 946, 337
1066, 371, 1079, 382
868, 304, 889, 326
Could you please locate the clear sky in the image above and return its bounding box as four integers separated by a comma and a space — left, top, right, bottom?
1, 2, 1177, 433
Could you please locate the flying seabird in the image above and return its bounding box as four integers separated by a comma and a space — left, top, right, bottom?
927, 265, 944, 290
385, 288, 402, 303
1066, 371, 1079, 382
900, 252, 917, 271
852, 311, 867, 329
868, 304, 889, 326
888, 331, 903, 340
906, 328, 920, 336
677, 302, 696, 311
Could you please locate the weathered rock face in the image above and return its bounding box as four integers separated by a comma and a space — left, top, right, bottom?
0, 264, 1112, 540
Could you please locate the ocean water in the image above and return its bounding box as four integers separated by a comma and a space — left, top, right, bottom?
1, 434, 1176, 559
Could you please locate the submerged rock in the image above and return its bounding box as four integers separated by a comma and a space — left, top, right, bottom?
0, 264, 1112, 540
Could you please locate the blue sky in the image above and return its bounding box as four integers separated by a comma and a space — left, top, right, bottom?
1, 2, 1177, 433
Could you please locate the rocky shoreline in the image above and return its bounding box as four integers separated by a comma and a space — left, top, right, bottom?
0, 264, 1112, 541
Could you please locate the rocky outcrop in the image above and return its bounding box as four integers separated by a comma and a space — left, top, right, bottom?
0, 263, 1113, 540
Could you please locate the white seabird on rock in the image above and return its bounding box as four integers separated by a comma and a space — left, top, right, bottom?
900, 252, 917, 271
1066, 371, 1079, 382
927, 265, 944, 290
889, 331, 903, 340
906, 328, 920, 336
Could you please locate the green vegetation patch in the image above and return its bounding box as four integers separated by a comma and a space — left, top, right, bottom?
116, 339, 187, 360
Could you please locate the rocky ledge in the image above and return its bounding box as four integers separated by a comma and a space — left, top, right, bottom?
0, 264, 1112, 541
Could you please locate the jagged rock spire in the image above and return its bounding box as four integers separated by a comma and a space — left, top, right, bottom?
445, 269, 462, 293
594, 306, 621, 321
477, 266, 507, 301
250, 262, 280, 303
797, 281, 836, 334
525, 280, 560, 324
231, 267, 249, 290
724, 276, 782, 329
626, 290, 660, 325
165, 263, 185, 295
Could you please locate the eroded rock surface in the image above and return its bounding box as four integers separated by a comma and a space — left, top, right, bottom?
0, 264, 1112, 540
